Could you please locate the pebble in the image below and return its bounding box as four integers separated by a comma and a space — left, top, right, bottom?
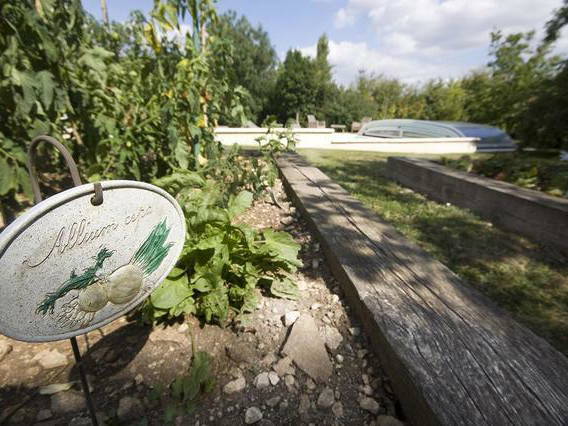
298, 393, 311, 413
36, 409, 53, 422
330, 294, 340, 304
33, 349, 68, 369
39, 382, 74, 396
178, 323, 189, 333
279, 399, 289, 409
266, 396, 281, 408
358, 349, 369, 359
335, 354, 344, 363
230, 367, 244, 379
310, 303, 322, 310
281, 216, 294, 226
349, 327, 361, 336
362, 384, 374, 396
254, 372, 270, 389
359, 397, 381, 415
284, 374, 295, 388
50, 391, 85, 414
322, 326, 343, 351
305, 378, 317, 390
117, 396, 143, 421
317, 387, 335, 409
273, 356, 292, 377
261, 353, 278, 366
0, 341, 12, 362
268, 371, 280, 385
245, 407, 263, 424
224, 377, 246, 394
283, 311, 301, 327
362, 374, 370, 385
134, 374, 144, 385
332, 401, 344, 417
226, 342, 260, 365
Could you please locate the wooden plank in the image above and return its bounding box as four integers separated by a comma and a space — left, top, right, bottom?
277, 153, 568, 426
386, 157, 568, 253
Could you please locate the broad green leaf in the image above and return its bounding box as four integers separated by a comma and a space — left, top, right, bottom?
227, 190, 253, 219
183, 351, 213, 402
261, 230, 302, 268
0, 157, 17, 196
150, 270, 191, 309
16, 167, 33, 199
191, 276, 212, 292
174, 140, 190, 169
270, 277, 300, 300
170, 297, 195, 317
199, 287, 229, 322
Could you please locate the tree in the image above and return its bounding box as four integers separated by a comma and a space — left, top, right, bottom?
462, 31, 559, 140
269, 50, 319, 123
421, 79, 466, 121
212, 11, 278, 123
313, 34, 334, 123
517, 0, 568, 149
545, 0, 568, 42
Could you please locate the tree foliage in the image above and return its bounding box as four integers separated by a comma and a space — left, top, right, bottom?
0, 0, 247, 202
270, 50, 320, 124
212, 11, 278, 124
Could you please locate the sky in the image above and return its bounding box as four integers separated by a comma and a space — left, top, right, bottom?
82, 0, 568, 86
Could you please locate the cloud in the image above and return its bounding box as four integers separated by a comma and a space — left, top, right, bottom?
300, 39, 475, 85
315, 0, 568, 84
335, 0, 563, 54
334, 7, 356, 28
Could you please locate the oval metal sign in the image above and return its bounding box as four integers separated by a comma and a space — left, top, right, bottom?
0, 181, 186, 342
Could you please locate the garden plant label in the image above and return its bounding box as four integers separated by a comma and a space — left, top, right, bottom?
0, 181, 185, 342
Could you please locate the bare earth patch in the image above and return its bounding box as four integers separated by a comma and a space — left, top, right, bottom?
0, 179, 404, 426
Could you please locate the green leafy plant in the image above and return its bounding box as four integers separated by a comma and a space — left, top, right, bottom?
0, 0, 248, 210
148, 348, 215, 424
144, 165, 302, 324
169, 351, 215, 413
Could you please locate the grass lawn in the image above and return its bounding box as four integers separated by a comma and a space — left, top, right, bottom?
300, 149, 568, 356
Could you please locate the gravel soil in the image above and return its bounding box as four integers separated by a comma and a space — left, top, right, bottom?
0, 179, 405, 426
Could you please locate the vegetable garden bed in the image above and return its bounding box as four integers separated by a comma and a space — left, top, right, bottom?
386, 157, 568, 253
301, 149, 568, 357
440, 153, 568, 198
278, 151, 568, 425
0, 175, 404, 426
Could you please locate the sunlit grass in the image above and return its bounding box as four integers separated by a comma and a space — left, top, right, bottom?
301, 149, 568, 356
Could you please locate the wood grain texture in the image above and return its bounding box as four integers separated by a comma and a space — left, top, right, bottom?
386, 157, 568, 253
277, 153, 568, 426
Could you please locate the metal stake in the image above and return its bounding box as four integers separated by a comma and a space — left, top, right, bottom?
27, 135, 99, 426
70, 337, 99, 426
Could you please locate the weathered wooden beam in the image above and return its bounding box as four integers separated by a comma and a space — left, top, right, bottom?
386, 157, 568, 253
277, 152, 568, 426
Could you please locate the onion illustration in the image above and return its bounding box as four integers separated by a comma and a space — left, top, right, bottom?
36, 218, 173, 328
107, 264, 144, 304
